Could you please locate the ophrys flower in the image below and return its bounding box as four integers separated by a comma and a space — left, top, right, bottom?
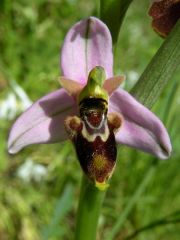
8, 17, 172, 190
149, 0, 180, 37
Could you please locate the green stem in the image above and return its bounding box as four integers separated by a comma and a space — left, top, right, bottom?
106, 161, 158, 240
75, 175, 106, 240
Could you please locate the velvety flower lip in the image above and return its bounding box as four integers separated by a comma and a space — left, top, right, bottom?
8, 16, 172, 160
149, 0, 180, 37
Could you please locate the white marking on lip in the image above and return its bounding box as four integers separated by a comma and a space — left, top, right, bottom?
81, 121, 110, 142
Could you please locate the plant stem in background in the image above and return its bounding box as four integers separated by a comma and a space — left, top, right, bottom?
131, 20, 180, 109
100, 0, 133, 45
75, 175, 106, 240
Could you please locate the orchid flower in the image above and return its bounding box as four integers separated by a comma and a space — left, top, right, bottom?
8, 17, 171, 190
149, 0, 180, 37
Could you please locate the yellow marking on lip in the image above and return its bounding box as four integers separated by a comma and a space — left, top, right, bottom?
92, 153, 107, 170
95, 181, 109, 191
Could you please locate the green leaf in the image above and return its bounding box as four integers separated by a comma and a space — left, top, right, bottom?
100, 0, 133, 45
131, 20, 180, 109
42, 184, 74, 239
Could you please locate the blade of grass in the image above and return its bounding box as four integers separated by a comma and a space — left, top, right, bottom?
42, 184, 74, 239
131, 20, 180, 109
106, 161, 157, 240
125, 210, 180, 240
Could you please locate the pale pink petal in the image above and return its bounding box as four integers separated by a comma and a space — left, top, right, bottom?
8, 89, 77, 154
61, 16, 113, 83
109, 89, 172, 159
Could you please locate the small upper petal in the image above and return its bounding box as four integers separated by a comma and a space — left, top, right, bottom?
61, 16, 113, 83
8, 89, 77, 154
103, 75, 125, 95
109, 89, 172, 159
59, 77, 84, 99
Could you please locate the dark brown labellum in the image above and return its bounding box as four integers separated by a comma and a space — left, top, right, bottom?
65, 98, 122, 189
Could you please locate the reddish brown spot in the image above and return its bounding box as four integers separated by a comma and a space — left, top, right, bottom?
86, 111, 103, 127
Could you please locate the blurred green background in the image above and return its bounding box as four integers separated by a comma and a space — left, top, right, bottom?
0, 0, 179, 239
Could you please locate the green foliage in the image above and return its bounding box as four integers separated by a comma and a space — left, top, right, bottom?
42, 184, 75, 239
100, 0, 133, 45
131, 20, 180, 109
0, 0, 179, 240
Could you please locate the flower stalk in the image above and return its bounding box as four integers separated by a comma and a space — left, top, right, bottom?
75, 175, 106, 240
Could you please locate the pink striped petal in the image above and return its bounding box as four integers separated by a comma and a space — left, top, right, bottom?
8, 89, 77, 154
61, 16, 113, 84
109, 89, 172, 159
